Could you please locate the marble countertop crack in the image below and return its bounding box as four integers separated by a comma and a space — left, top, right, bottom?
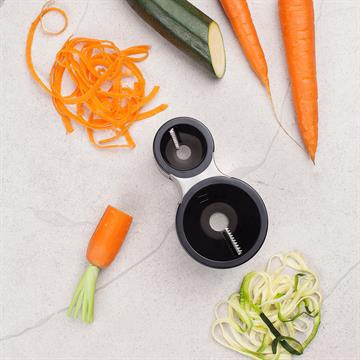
0, 224, 175, 343
1, 250, 358, 344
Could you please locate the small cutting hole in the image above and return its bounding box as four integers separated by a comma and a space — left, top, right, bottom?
176, 145, 191, 160
209, 212, 229, 232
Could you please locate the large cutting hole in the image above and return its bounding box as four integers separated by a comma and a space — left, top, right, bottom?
209, 212, 229, 232
183, 182, 265, 262
176, 145, 191, 160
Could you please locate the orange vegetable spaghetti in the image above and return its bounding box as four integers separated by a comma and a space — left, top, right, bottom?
26, 5, 168, 148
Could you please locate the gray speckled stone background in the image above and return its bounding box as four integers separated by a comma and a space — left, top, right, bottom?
0, 0, 359, 359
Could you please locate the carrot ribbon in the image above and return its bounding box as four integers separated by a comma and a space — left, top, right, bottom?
26, 6, 168, 148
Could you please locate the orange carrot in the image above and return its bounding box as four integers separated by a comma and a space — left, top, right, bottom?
87, 206, 133, 269
220, 0, 304, 151
26, 6, 167, 149
279, 0, 318, 161
219, 0, 270, 93
69, 205, 133, 323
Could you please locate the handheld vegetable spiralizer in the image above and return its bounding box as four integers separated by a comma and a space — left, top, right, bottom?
153, 117, 268, 269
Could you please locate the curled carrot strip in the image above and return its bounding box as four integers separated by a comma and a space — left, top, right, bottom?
26, 6, 168, 149
41, 1, 68, 35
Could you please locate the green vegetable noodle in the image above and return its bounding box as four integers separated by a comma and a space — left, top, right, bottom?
126, 0, 226, 78
212, 251, 322, 359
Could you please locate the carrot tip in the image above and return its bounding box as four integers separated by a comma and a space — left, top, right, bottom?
308, 146, 317, 164
264, 79, 271, 96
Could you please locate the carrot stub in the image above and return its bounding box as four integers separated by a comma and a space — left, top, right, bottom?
87, 206, 133, 269
279, 0, 318, 161
69, 206, 133, 323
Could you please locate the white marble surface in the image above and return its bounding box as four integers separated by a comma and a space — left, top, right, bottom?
1, 0, 359, 359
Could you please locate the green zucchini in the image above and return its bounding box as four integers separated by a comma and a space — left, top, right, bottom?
126, 0, 226, 78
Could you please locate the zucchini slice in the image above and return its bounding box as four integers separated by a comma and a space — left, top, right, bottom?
126, 0, 226, 78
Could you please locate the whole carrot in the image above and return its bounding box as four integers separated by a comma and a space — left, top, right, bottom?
220, 0, 304, 151
219, 0, 270, 93
279, 0, 318, 162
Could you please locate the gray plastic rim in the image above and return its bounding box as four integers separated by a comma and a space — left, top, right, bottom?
153, 117, 215, 179
176, 176, 268, 269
